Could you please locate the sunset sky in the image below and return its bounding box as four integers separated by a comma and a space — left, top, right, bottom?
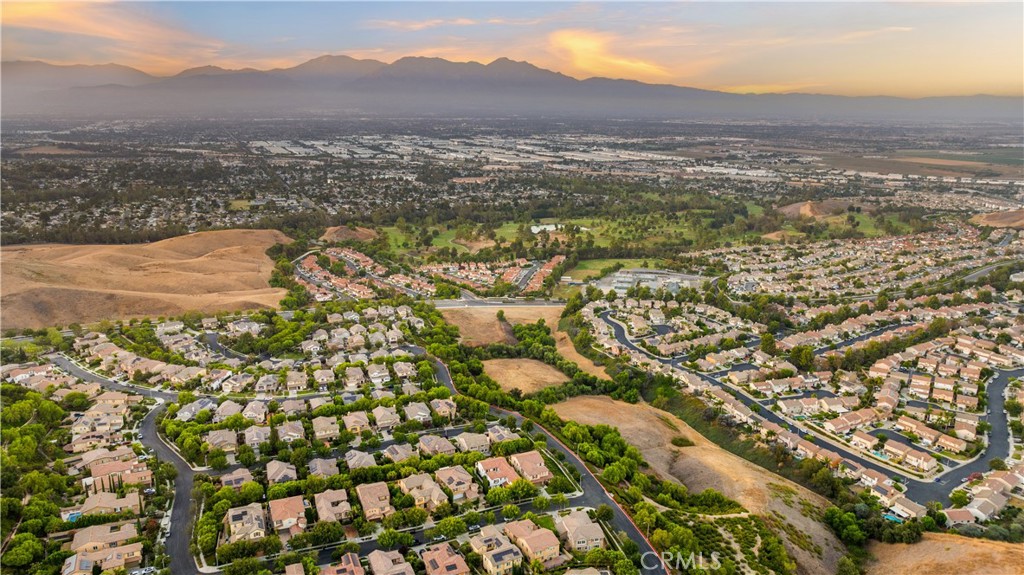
2, 1, 1022, 97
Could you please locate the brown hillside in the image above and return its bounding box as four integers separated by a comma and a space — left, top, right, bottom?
320, 226, 379, 242
1, 229, 291, 329
971, 209, 1024, 229
553, 396, 846, 575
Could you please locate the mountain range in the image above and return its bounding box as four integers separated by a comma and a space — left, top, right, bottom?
3, 56, 1021, 122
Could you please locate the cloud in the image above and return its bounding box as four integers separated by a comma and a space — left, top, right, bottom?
716, 82, 826, 94
834, 26, 914, 43
548, 28, 670, 81
2, 1, 224, 74
365, 18, 478, 32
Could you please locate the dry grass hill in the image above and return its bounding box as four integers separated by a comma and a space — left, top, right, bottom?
1, 229, 291, 329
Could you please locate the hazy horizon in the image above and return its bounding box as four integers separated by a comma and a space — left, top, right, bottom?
3, 1, 1023, 98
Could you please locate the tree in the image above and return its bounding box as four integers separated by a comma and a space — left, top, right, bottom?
378, 528, 414, 549
485, 487, 511, 506
238, 481, 264, 504
595, 504, 614, 522
551, 493, 569, 510
989, 458, 1008, 471
434, 516, 467, 539
502, 504, 521, 520
875, 294, 890, 312
759, 333, 777, 355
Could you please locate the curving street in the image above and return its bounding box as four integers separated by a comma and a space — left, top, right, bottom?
597, 312, 1021, 505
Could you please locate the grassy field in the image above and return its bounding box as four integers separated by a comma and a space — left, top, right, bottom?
227, 199, 251, 211
565, 258, 664, 280
381, 226, 414, 255
431, 228, 471, 254
820, 212, 911, 237
895, 149, 1024, 167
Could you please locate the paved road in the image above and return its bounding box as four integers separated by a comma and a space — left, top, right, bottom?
47, 354, 198, 575
426, 357, 668, 575
597, 313, 1021, 505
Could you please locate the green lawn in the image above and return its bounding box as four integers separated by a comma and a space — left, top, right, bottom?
566, 258, 665, 280
381, 226, 414, 255
431, 228, 470, 253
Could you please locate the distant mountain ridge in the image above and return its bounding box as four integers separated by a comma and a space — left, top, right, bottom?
3, 56, 1021, 121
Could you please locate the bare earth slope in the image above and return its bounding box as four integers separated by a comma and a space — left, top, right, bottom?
440, 305, 610, 379
554, 396, 845, 575
866, 532, 1024, 575
320, 226, 379, 242
970, 209, 1024, 229
1, 229, 291, 329
483, 358, 567, 394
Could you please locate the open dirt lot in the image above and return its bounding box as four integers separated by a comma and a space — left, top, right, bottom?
320, 226, 379, 243
553, 396, 845, 575
866, 532, 1024, 575
1, 229, 291, 329
440, 305, 609, 379
778, 199, 859, 219
483, 358, 567, 394
971, 209, 1024, 229
452, 238, 497, 253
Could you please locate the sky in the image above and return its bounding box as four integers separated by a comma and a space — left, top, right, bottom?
2, 1, 1022, 97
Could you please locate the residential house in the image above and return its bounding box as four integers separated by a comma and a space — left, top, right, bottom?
279, 420, 306, 443
476, 457, 520, 488
372, 406, 401, 429
435, 466, 480, 503
343, 411, 371, 434
242, 401, 267, 423
509, 451, 552, 485
504, 520, 561, 565
367, 550, 414, 575
404, 402, 432, 424
356, 482, 394, 521
322, 553, 365, 575
267, 460, 298, 485
397, 473, 449, 511
313, 416, 341, 442
70, 522, 137, 554
422, 543, 470, 575
214, 400, 243, 423
556, 510, 605, 552
269, 495, 309, 538
430, 398, 457, 419
205, 429, 238, 453
454, 432, 490, 454
470, 526, 523, 575
367, 364, 391, 385
309, 457, 340, 478
224, 502, 267, 543
345, 450, 376, 470
221, 468, 254, 491
419, 435, 456, 457
383, 443, 415, 463
76, 491, 141, 517
244, 426, 271, 450
315, 489, 351, 523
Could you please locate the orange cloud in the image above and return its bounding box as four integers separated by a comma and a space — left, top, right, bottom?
366, 18, 478, 32
548, 28, 669, 81
2, 1, 223, 74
